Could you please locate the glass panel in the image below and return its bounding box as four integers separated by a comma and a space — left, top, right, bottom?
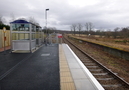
24, 24, 29, 31
32, 25, 35, 32
12, 24, 15, 30
39, 31, 41, 38
36, 26, 39, 32
12, 24, 29, 31
35, 32, 42, 38
32, 33, 35, 40
36, 32, 39, 39
24, 33, 29, 40
12, 33, 19, 40
12, 33, 30, 40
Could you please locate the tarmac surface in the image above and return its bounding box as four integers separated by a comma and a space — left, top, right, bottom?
0, 44, 60, 90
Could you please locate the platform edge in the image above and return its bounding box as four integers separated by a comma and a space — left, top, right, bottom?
66, 44, 105, 90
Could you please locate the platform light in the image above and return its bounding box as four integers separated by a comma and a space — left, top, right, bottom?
45, 8, 49, 45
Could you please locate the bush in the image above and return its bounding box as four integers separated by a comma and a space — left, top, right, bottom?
0, 24, 10, 30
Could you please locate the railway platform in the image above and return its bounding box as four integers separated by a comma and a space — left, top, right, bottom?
0, 44, 104, 90
60, 44, 104, 90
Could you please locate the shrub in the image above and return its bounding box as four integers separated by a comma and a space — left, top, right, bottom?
0, 24, 10, 30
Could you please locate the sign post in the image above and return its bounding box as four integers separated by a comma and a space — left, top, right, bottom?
57, 34, 62, 44
3, 27, 6, 55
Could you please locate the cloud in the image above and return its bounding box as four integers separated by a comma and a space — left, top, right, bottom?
0, 0, 129, 30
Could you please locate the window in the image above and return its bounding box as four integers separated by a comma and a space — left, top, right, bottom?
12, 33, 30, 40
12, 24, 29, 31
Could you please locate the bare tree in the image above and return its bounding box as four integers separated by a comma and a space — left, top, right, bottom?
85, 22, 94, 35
49, 27, 57, 33
77, 23, 83, 36
0, 15, 7, 25
113, 27, 120, 38
71, 24, 77, 35
70, 25, 73, 35
89, 22, 94, 32
120, 27, 129, 38
105, 29, 112, 38
28, 17, 37, 24
0, 14, 3, 24
85, 22, 89, 32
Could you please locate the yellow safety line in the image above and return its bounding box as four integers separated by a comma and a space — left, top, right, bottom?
59, 44, 76, 90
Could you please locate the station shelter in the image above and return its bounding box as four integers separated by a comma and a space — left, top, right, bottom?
10, 19, 44, 53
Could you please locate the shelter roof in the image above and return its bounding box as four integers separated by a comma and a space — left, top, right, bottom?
10, 19, 30, 24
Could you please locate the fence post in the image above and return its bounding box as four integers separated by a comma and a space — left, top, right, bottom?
3, 27, 6, 54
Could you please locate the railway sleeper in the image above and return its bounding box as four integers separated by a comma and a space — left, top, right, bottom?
93, 73, 108, 75
89, 68, 105, 73
86, 66, 99, 68
81, 60, 92, 63
80, 58, 90, 60
97, 78, 114, 80
99, 79, 122, 85
84, 63, 96, 65
89, 69, 103, 71
102, 84, 122, 88
82, 61, 92, 63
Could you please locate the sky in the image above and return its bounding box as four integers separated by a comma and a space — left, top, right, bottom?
0, 0, 129, 30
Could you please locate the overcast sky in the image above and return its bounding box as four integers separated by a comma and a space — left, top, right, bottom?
0, 0, 129, 30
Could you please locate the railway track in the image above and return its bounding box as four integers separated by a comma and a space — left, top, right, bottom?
63, 35, 129, 90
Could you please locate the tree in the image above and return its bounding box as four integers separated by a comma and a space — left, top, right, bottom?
70, 25, 73, 35
0, 24, 10, 30
71, 24, 77, 35
0, 15, 3, 24
0, 15, 10, 29
120, 27, 129, 38
89, 22, 94, 32
85, 22, 89, 32
113, 27, 120, 38
48, 27, 57, 33
77, 23, 83, 36
105, 29, 112, 38
28, 17, 37, 24
43, 26, 57, 34
85, 22, 94, 35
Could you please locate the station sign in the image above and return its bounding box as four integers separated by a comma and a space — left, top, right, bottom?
57, 34, 62, 38
3, 27, 6, 33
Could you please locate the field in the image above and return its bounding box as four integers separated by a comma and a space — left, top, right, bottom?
69, 34, 129, 52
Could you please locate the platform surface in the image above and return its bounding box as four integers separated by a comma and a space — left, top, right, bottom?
0, 44, 60, 90
0, 44, 104, 90
60, 44, 104, 90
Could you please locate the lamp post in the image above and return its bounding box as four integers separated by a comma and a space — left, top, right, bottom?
45, 8, 49, 45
